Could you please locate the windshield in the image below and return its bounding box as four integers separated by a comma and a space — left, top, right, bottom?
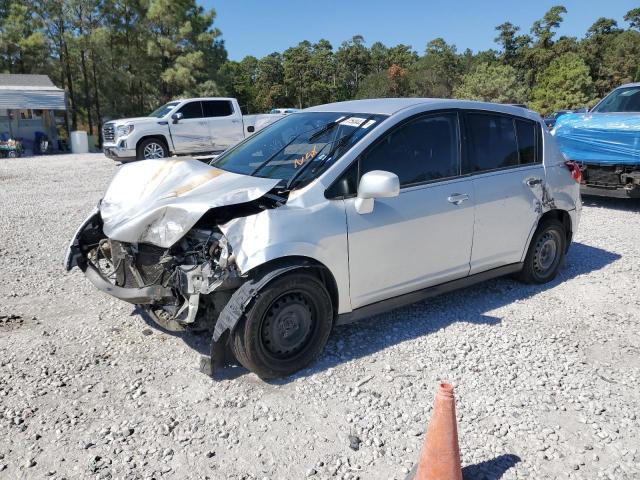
148, 101, 180, 118
211, 112, 386, 189
592, 86, 640, 113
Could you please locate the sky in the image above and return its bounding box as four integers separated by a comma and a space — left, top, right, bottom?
200, 0, 639, 60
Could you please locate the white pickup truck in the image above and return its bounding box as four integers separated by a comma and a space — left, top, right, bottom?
102, 97, 284, 162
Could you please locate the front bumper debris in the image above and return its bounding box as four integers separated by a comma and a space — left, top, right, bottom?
580, 163, 640, 198
84, 263, 174, 304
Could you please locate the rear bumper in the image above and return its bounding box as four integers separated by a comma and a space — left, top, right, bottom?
581, 184, 640, 198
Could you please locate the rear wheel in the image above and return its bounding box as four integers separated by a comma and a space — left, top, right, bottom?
517, 219, 567, 284
137, 138, 168, 160
230, 272, 333, 379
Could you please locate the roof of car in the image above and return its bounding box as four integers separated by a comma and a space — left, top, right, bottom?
616, 82, 640, 89
304, 98, 538, 118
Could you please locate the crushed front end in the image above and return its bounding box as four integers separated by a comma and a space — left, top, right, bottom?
65, 209, 242, 332
553, 112, 640, 198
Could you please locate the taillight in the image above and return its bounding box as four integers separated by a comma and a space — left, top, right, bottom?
565, 161, 582, 183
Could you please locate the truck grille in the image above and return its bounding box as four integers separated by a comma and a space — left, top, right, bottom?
103, 123, 115, 142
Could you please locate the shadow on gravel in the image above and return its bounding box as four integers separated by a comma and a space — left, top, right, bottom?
581, 194, 640, 212
279, 241, 620, 383
132, 241, 620, 384
135, 307, 211, 356
462, 454, 521, 479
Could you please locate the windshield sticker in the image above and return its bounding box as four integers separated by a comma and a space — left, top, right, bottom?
339, 117, 376, 129
339, 117, 367, 128
294, 144, 318, 168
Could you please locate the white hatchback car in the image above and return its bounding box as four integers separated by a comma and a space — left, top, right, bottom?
67, 99, 582, 378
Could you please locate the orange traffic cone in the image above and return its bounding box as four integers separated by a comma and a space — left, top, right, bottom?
414, 383, 462, 480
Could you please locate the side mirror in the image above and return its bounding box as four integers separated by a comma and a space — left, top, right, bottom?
355, 170, 400, 214
171, 112, 183, 124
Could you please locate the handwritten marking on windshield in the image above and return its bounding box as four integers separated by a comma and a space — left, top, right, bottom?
294, 144, 318, 168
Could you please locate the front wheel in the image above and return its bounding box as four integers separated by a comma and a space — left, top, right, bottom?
517, 219, 567, 284
137, 138, 168, 160
230, 272, 333, 379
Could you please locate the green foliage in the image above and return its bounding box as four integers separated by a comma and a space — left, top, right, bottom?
0, 2, 48, 73
530, 52, 595, 114
2, 2, 640, 135
454, 63, 527, 104
624, 8, 640, 30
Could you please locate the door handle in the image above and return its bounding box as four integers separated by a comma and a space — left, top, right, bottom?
231, 120, 240, 124
447, 193, 469, 205
525, 177, 543, 187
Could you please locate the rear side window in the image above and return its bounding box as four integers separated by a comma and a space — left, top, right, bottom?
464, 113, 519, 173
203, 100, 234, 117
360, 113, 460, 187
177, 101, 203, 119
515, 119, 537, 164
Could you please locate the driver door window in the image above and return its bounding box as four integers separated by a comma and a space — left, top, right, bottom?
177, 101, 203, 119
360, 113, 460, 187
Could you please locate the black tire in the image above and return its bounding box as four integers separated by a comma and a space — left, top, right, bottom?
230, 272, 333, 379
517, 219, 567, 284
136, 138, 168, 160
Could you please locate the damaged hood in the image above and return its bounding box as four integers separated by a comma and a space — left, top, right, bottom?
100, 158, 280, 248
553, 113, 640, 165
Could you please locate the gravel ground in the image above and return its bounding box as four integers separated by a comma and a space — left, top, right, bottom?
1, 153, 639, 480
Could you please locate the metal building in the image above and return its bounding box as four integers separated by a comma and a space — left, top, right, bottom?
0, 74, 67, 153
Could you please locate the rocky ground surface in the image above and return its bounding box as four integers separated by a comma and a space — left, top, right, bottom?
1, 153, 639, 480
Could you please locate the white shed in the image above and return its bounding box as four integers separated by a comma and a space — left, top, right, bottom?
0, 74, 67, 153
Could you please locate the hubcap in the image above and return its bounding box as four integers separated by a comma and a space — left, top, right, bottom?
143, 142, 165, 159
260, 293, 314, 359
533, 230, 560, 275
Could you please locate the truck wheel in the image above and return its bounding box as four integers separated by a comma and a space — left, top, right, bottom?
516, 219, 566, 284
137, 138, 168, 160
230, 272, 333, 379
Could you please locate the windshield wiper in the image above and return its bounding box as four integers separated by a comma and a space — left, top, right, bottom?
308, 120, 340, 141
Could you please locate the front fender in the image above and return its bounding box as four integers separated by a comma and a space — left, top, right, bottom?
133, 127, 173, 151
219, 204, 351, 314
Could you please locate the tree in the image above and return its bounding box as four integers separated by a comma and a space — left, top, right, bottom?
408, 38, 460, 97
453, 62, 527, 103
219, 56, 259, 112
283, 41, 314, 108
495, 22, 520, 62
308, 39, 335, 105
387, 44, 418, 69
145, 0, 226, 102
530, 52, 595, 114
624, 7, 640, 30
335, 35, 371, 100
369, 41, 389, 73
254, 53, 287, 111
531, 5, 567, 48
0, 2, 48, 74
586, 17, 621, 37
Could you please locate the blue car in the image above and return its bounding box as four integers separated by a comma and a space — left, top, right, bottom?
553, 83, 640, 198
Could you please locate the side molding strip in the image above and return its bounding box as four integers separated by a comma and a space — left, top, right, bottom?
336, 263, 524, 325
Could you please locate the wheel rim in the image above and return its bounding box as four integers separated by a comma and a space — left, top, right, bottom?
260, 292, 315, 359
143, 142, 165, 159
533, 230, 561, 276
